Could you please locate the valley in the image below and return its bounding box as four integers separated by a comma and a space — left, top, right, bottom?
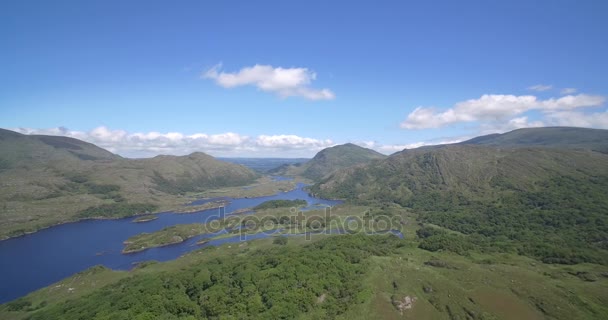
0, 127, 607, 319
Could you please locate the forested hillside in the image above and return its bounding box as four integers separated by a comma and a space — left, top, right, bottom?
312, 131, 608, 265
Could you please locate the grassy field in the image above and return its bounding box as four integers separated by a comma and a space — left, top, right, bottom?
339, 248, 608, 319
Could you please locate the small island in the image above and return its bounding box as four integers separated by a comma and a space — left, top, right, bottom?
122, 223, 208, 254
196, 239, 210, 245
132, 215, 158, 223
253, 199, 307, 210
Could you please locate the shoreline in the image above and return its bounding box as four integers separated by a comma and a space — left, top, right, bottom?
0, 180, 322, 242
0, 200, 231, 241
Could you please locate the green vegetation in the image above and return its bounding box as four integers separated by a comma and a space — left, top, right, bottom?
273, 236, 288, 245
312, 144, 608, 265
123, 223, 209, 253
0, 129, 257, 239
272, 143, 386, 180
253, 199, 307, 210
77, 203, 158, 219
4, 230, 607, 320
416, 226, 474, 255
461, 126, 608, 153
21, 235, 404, 320
152, 170, 254, 195
302, 143, 386, 180
415, 175, 608, 264
339, 248, 608, 320
120, 204, 361, 253
172, 201, 227, 214
195, 175, 304, 199
0, 265, 129, 319
3, 127, 608, 319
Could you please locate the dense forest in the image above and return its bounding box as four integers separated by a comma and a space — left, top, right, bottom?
24, 235, 404, 320
416, 175, 608, 264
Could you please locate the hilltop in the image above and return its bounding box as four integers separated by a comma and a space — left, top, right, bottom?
271, 143, 386, 180
0, 129, 257, 239
460, 126, 608, 153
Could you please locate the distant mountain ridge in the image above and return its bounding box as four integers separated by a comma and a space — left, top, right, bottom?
312, 143, 608, 201
0, 129, 257, 239
313, 127, 608, 201
460, 127, 608, 153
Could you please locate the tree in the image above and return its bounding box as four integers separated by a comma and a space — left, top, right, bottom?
273, 236, 288, 245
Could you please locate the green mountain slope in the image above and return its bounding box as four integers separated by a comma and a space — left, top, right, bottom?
272, 143, 386, 180
0, 129, 257, 239
311, 138, 608, 264
0, 128, 120, 168
312, 144, 608, 203
302, 143, 387, 180
460, 127, 608, 153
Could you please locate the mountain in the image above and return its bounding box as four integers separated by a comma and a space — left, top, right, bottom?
272, 143, 387, 180
0, 128, 121, 168
0, 129, 257, 239
311, 128, 608, 265
301, 143, 387, 180
460, 127, 608, 153
312, 144, 608, 202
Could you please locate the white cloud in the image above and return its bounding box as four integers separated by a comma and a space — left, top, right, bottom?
401, 93, 605, 129
12, 126, 337, 158
544, 109, 608, 128
255, 135, 334, 150
374, 138, 467, 154
540, 94, 605, 110
528, 84, 553, 91
354, 141, 377, 149
560, 88, 577, 95
203, 64, 335, 100
207, 132, 248, 146
479, 116, 545, 135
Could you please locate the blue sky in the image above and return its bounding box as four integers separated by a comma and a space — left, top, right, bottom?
1, 0, 607, 157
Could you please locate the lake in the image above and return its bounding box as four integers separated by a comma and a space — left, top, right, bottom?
0, 181, 347, 303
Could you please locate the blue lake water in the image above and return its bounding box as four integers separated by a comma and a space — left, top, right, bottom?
0, 182, 347, 303
0, 181, 406, 304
